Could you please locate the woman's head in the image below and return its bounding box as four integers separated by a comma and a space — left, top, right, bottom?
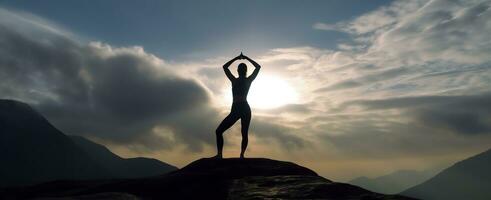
237, 63, 247, 77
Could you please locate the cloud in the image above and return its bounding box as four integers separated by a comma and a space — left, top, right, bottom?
316, 80, 363, 92
252, 118, 307, 150
316, 0, 491, 65
370, 0, 491, 65
289, 0, 491, 162
307, 0, 491, 108
0, 8, 216, 151
314, 1, 426, 35
240, 0, 491, 164
257, 103, 313, 114
313, 22, 343, 32
311, 92, 491, 161
347, 93, 491, 135
315, 67, 411, 92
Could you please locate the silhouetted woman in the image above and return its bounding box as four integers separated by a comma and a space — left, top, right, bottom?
214, 53, 261, 159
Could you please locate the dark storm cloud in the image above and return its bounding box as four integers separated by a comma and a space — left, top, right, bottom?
0, 24, 86, 101
87, 53, 208, 121
346, 93, 491, 135
0, 9, 217, 151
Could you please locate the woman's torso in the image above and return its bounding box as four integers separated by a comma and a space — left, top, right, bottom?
232, 77, 252, 102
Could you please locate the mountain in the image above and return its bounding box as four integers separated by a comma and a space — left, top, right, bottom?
0, 158, 415, 199
0, 99, 109, 186
402, 148, 491, 200
349, 169, 439, 194
0, 99, 176, 187
70, 135, 177, 178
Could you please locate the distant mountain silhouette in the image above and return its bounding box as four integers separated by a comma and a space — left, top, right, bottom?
70, 135, 177, 179
0, 99, 176, 187
402, 148, 491, 200
349, 169, 439, 194
0, 158, 415, 199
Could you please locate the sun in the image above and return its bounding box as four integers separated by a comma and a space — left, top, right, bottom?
249, 75, 299, 109
223, 75, 298, 109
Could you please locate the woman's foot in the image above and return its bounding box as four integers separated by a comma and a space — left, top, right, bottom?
240, 153, 245, 159
212, 154, 223, 159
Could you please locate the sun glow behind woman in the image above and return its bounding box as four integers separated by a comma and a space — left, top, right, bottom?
223, 75, 299, 109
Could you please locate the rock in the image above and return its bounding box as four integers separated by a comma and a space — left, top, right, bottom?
229, 175, 408, 200
36, 192, 141, 200
178, 158, 318, 178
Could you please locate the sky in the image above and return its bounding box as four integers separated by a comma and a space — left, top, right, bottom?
1, 0, 491, 181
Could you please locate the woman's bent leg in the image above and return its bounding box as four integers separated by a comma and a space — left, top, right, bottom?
215, 114, 238, 158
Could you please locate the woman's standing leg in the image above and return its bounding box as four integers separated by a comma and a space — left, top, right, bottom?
240, 104, 251, 158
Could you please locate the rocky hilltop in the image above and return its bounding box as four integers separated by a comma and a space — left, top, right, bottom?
1, 158, 415, 200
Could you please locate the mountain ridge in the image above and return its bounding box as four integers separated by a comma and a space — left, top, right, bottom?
0, 99, 110, 186
70, 135, 177, 179
402, 148, 491, 200
0, 99, 177, 187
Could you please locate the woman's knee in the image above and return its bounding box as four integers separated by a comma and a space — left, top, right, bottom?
216, 128, 223, 135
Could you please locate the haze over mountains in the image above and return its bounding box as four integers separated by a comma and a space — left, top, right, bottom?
402, 148, 491, 200
349, 169, 440, 194
0, 99, 177, 187
349, 148, 491, 199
